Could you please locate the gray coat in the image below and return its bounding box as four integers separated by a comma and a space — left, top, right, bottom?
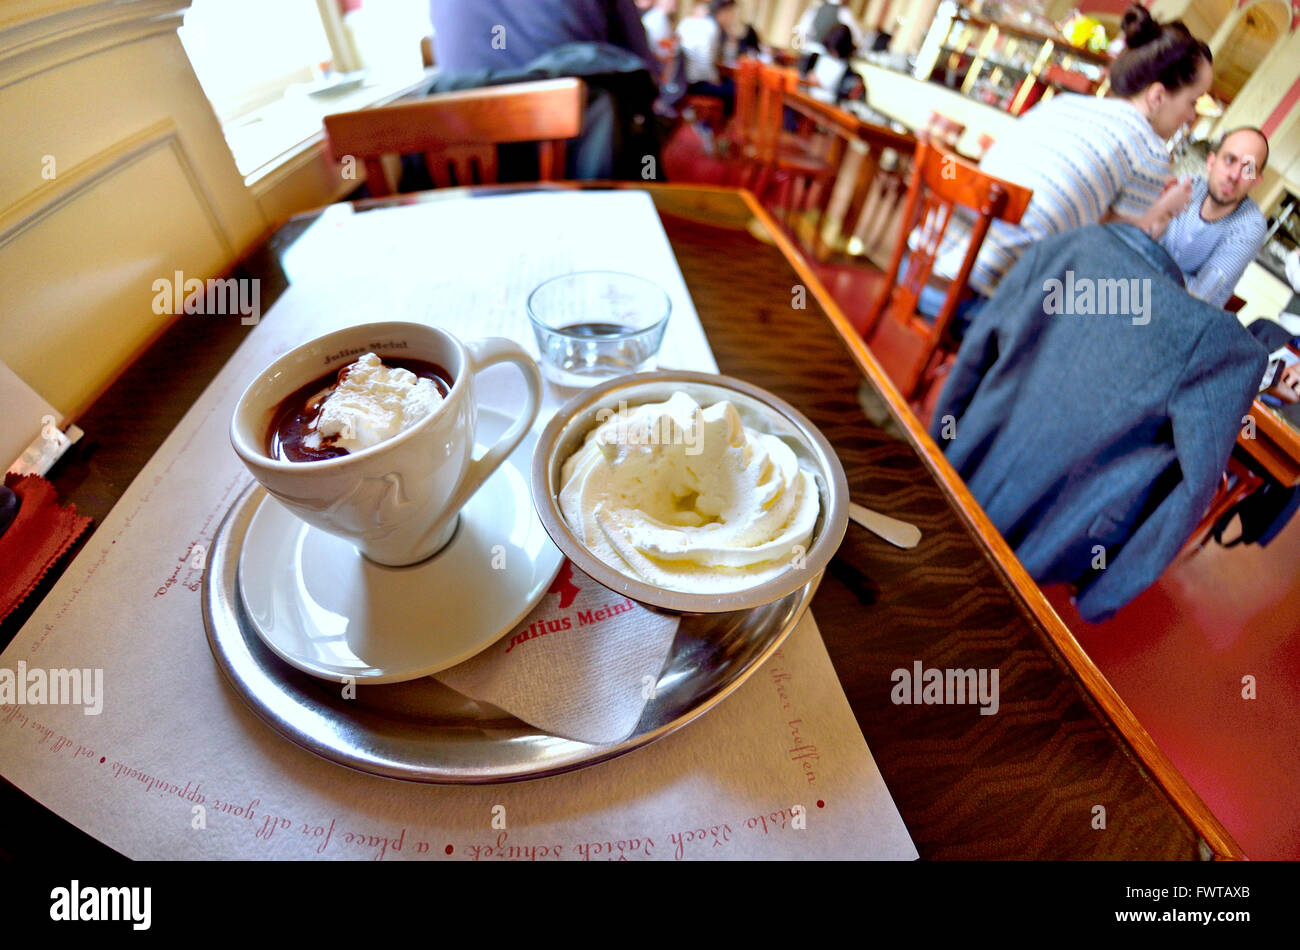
930, 223, 1267, 622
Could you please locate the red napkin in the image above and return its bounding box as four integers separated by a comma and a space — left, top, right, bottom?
0, 474, 92, 622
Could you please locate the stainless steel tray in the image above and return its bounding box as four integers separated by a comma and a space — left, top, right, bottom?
203, 483, 821, 784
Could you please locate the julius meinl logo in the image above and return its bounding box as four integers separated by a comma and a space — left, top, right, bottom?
50, 881, 150, 930
0, 661, 102, 715
152, 269, 260, 325
1043, 270, 1151, 326
891, 660, 999, 715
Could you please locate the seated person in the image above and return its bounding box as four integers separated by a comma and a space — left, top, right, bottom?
677, 0, 737, 112
929, 6, 1210, 318
1160, 127, 1269, 308
794, 0, 866, 56
929, 221, 1266, 623
732, 23, 763, 59
640, 0, 676, 55
429, 0, 656, 75
804, 24, 865, 105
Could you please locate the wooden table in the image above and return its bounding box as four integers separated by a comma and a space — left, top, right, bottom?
0, 183, 1241, 860
1243, 400, 1300, 488
1186, 400, 1300, 551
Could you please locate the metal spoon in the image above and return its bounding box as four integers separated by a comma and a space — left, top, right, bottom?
849, 502, 921, 549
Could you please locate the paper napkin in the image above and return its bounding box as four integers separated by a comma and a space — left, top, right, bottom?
435, 561, 680, 745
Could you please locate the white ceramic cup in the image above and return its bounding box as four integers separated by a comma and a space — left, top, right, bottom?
231, 322, 542, 566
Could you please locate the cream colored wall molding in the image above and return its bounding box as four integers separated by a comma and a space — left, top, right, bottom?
0, 0, 189, 90
0, 117, 233, 257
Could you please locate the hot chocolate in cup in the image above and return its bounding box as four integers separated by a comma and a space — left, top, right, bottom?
231, 322, 542, 566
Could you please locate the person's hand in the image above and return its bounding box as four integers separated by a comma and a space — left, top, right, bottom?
1161, 176, 1193, 204
1277, 364, 1300, 404
1138, 177, 1193, 239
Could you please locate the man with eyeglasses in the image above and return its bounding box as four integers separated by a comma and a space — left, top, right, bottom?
1160, 126, 1270, 309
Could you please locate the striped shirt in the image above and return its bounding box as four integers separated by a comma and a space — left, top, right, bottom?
1160, 176, 1267, 309
677, 15, 721, 83
933, 94, 1171, 296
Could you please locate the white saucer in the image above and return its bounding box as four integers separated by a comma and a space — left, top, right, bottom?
237, 406, 563, 684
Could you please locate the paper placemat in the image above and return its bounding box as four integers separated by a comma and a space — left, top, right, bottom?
0, 191, 915, 860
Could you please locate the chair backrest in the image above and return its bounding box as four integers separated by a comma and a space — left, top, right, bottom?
731, 57, 762, 148
867, 136, 1033, 399
754, 63, 798, 164
778, 84, 916, 260
324, 77, 584, 196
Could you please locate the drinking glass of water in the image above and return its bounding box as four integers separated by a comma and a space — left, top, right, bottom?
527, 271, 672, 387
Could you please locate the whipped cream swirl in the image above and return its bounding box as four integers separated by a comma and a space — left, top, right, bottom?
559, 392, 820, 593
304, 353, 442, 453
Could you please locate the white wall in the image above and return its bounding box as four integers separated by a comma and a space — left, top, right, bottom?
0, 0, 266, 416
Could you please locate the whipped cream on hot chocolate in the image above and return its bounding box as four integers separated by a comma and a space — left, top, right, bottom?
303, 352, 442, 454
559, 392, 820, 593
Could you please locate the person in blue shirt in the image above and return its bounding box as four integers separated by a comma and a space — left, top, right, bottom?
1160, 127, 1270, 308
429, 0, 656, 76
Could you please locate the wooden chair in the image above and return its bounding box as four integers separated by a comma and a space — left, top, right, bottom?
801, 113, 919, 332
749, 64, 840, 233
680, 94, 727, 134
1182, 450, 1266, 556
324, 77, 584, 196
862, 137, 1032, 405
773, 87, 916, 263
720, 57, 763, 179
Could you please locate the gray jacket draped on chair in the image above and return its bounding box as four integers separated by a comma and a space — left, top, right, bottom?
930, 223, 1267, 622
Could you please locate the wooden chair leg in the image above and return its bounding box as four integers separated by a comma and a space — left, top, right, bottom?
1180, 464, 1265, 558
785, 176, 802, 231
779, 176, 795, 226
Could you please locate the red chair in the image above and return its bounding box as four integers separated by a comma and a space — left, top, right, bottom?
862, 137, 1032, 406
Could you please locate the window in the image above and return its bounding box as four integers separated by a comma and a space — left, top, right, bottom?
180, 0, 433, 178
179, 0, 334, 124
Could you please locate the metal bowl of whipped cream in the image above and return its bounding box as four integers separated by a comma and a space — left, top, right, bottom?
532, 371, 849, 614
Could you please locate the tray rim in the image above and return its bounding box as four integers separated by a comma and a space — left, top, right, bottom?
203, 482, 822, 785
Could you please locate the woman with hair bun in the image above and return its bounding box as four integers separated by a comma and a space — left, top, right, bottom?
931, 4, 1213, 312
